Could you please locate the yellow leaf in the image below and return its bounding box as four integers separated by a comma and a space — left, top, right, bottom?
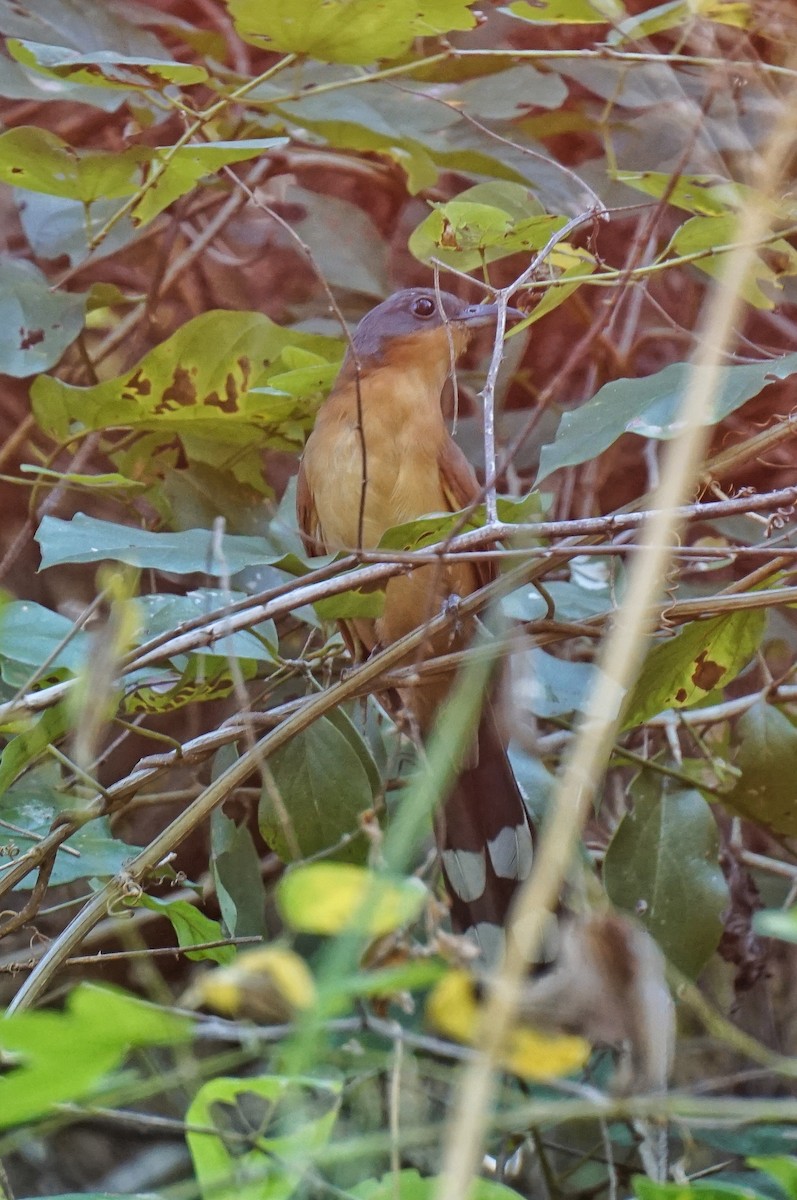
187, 947, 316, 1023
278, 862, 428, 937
427, 970, 590, 1080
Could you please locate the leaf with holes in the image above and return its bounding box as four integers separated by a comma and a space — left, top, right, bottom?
187, 1074, 341, 1200
623, 608, 765, 728
0, 257, 86, 378
31, 310, 342, 489
7, 39, 209, 89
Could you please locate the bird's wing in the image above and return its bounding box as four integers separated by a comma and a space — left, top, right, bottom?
295, 458, 323, 555
438, 434, 495, 589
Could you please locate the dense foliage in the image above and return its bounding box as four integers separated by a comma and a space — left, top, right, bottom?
1, 1, 797, 1197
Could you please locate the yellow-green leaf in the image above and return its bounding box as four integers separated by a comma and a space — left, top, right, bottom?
427, 970, 590, 1079
278, 863, 428, 936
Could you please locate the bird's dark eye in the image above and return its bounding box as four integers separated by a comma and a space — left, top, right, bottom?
411, 296, 437, 319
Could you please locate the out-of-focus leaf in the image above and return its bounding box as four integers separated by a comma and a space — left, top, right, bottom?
278, 862, 428, 936
136, 896, 235, 964
503, 0, 625, 22
514, 647, 596, 717
353, 1169, 525, 1200
261, 717, 375, 864
0, 0, 168, 55
609, 0, 750, 46
20, 464, 144, 491
0, 257, 85, 378
604, 780, 727, 977
188, 947, 316, 1021
265, 184, 389, 298
754, 906, 797, 944
633, 1179, 767, 1199
749, 1155, 797, 1198
536, 353, 797, 482
427, 970, 590, 1079
623, 608, 766, 728
0, 983, 191, 1129
226, 0, 478, 64
187, 1074, 340, 1200
726, 701, 797, 837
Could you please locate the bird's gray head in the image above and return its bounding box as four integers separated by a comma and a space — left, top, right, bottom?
345, 288, 516, 370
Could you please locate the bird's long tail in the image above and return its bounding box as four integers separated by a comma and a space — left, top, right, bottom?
437, 701, 534, 951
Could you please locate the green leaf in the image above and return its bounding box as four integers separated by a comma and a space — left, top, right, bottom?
749, 1156, 797, 1199
503, 0, 625, 23
0, 599, 89, 683
0, 982, 191, 1128
122, 655, 258, 715
536, 353, 797, 483
278, 863, 428, 936
261, 716, 375, 863
7, 39, 209, 89
410, 180, 565, 271
130, 139, 289, 227
20, 464, 145, 491
187, 1074, 341, 1200
353, 1169, 523, 1200
613, 169, 751, 216
668, 214, 797, 310
0, 126, 146, 202
211, 807, 268, 939
634, 1179, 768, 1200
0, 256, 86, 377
31, 309, 342, 488
753, 907, 797, 944
0, 771, 139, 887
313, 581, 386, 621
226, 0, 478, 64
17, 190, 140, 268
36, 514, 278, 574
136, 591, 277, 660
604, 781, 728, 977
623, 608, 766, 728
0, 703, 69, 796
725, 701, 797, 837
136, 896, 236, 964
609, 0, 750, 46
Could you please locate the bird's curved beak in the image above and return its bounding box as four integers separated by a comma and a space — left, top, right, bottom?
452, 301, 525, 327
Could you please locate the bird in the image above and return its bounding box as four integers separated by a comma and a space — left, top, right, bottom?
296, 287, 533, 955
